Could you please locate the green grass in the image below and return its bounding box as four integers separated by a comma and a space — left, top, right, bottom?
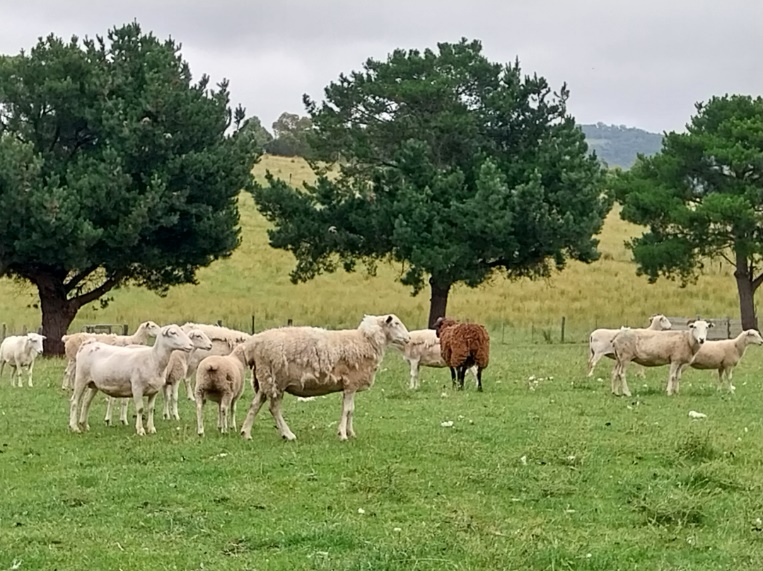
3, 345, 763, 569
0, 155, 743, 343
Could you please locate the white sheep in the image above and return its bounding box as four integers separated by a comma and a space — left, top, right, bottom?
61, 321, 161, 390
69, 324, 194, 435
587, 314, 672, 378
689, 329, 763, 393
0, 333, 46, 387
240, 314, 410, 442
179, 322, 251, 400
610, 319, 712, 397
103, 328, 214, 426
195, 344, 247, 436
391, 328, 478, 389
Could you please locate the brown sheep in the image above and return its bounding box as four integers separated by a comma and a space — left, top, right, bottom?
434, 317, 490, 391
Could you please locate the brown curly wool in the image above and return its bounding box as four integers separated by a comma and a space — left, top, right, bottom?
434, 317, 490, 391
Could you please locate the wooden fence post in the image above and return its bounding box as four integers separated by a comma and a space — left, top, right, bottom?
726, 316, 731, 339
560, 316, 566, 344
122, 324, 129, 335
251, 315, 255, 334
1, 323, 5, 340
217, 320, 223, 327
287, 318, 293, 327
22, 324, 28, 335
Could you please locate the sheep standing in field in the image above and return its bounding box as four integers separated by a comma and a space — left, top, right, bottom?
195, 344, 247, 436
69, 324, 194, 435
0, 333, 46, 387
103, 328, 214, 426
240, 314, 410, 442
434, 317, 490, 391
391, 328, 478, 389
610, 319, 713, 397
179, 322, 251, 401
61, 321, 161, 390
587, 314, 672, 378
689, 329, 763, 393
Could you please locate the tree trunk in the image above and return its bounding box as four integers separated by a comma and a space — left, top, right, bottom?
37, 278, 78, 356
734, 253, 759, 331
427, 278, 451, 329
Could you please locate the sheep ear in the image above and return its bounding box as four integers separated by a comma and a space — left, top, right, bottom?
707, 322, 715, 328
386, 315, 393, 324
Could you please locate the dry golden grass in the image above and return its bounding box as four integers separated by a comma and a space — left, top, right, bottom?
0, 155, 740, 341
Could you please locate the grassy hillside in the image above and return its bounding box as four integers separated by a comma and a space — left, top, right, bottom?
0, 155, 740, 342
581, 123, 664, 169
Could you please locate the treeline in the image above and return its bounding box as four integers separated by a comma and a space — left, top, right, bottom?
254, 115, 664, 169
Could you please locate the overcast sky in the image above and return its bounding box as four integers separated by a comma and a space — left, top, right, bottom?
1, 0, 760, 134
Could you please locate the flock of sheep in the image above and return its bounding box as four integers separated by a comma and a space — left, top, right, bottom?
587, 314, 763, 397
0, 314, 491, 440
2, 311, 761, 440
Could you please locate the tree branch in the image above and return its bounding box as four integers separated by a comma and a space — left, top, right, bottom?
752, 272, 763, 292
64, 264, 99, 293
70, 275, 122, 308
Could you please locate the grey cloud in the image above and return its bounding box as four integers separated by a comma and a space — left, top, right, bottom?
1, 0, 761, 134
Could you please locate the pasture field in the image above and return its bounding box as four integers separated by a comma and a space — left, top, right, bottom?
0, 155, 743, 343
3, 344, 763, 570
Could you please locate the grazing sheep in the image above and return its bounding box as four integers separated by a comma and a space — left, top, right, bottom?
240, 314, 410, 442
61, 321, 161, 390
69, 324, 194, 435
611, 319, 713, 397
689, 329, 763, 393
391, 328, 478, 389
103, 328, 214, 426
587, 314, 672, 378
434, 317, 490, 391
195, 344, 247, 436
179, 322, 251, 400
0, 333, 46, 387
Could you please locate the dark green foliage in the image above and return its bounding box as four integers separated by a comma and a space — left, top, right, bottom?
252, 39, 611, 324
614, 95, 763, 328
581, 123, 663, 169
264, 111, 313, 158
0, 23, 259, 352
238, 115, 273, 152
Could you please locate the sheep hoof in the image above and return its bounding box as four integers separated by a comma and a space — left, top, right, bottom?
338, 434, 348, 442
198, 431, 204, 437
69, 425, 81, 433
187, 395, 196, 402
282, 433, 297, 442
136, 429, 146, 436
173, 414, 180, 421
240, 430, 252, 440
148, 427, 156, 435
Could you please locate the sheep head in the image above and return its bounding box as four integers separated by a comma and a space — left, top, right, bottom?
434, 317, 458, 338
687, 319, 713, 345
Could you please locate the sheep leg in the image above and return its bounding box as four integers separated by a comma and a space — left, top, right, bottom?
587, 350, 602, 377
161, 385, 171, 420
61, 360, 74, 390
196, 396, 205, 436
217, 402, 224, 431
269, 394, 296, 441
476, 368, 483, 392
146, 392, 158, 434
666, 362, 681, 396
104, 397, 114, 425
184, 376, 196, 402
634, 364, 646, 379
171, 382, 181, 420
220, 396, 232, 434
240, 390, 268, 440
69, 381, 88, 432
458, 366, 467, 390
26, 361, 34, 387
132, 389, 147, 436
230, 397, 238, 432
726, 368, 735, 393
338, 390, 356, 441
78, 387, 98, 431
119, 399, 129, 425
449, 367, 457, 388
408, 358, 419, 390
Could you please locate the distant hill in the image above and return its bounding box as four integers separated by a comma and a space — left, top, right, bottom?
580, 123, 663, 169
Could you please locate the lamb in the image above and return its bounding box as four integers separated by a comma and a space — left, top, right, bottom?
0, 333, 46, 387
587, 314, 672, 378
391, 328, 478, 389
179, 322, 251, 400
103, 328, 214, 426
69, 324, 194, 435
195, 344, 247, 436
61, 321, 161, 390
239, 314, 410, 442
434, 317, 490, 391
688, 329, 763, 393
610, 319, 713, 397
